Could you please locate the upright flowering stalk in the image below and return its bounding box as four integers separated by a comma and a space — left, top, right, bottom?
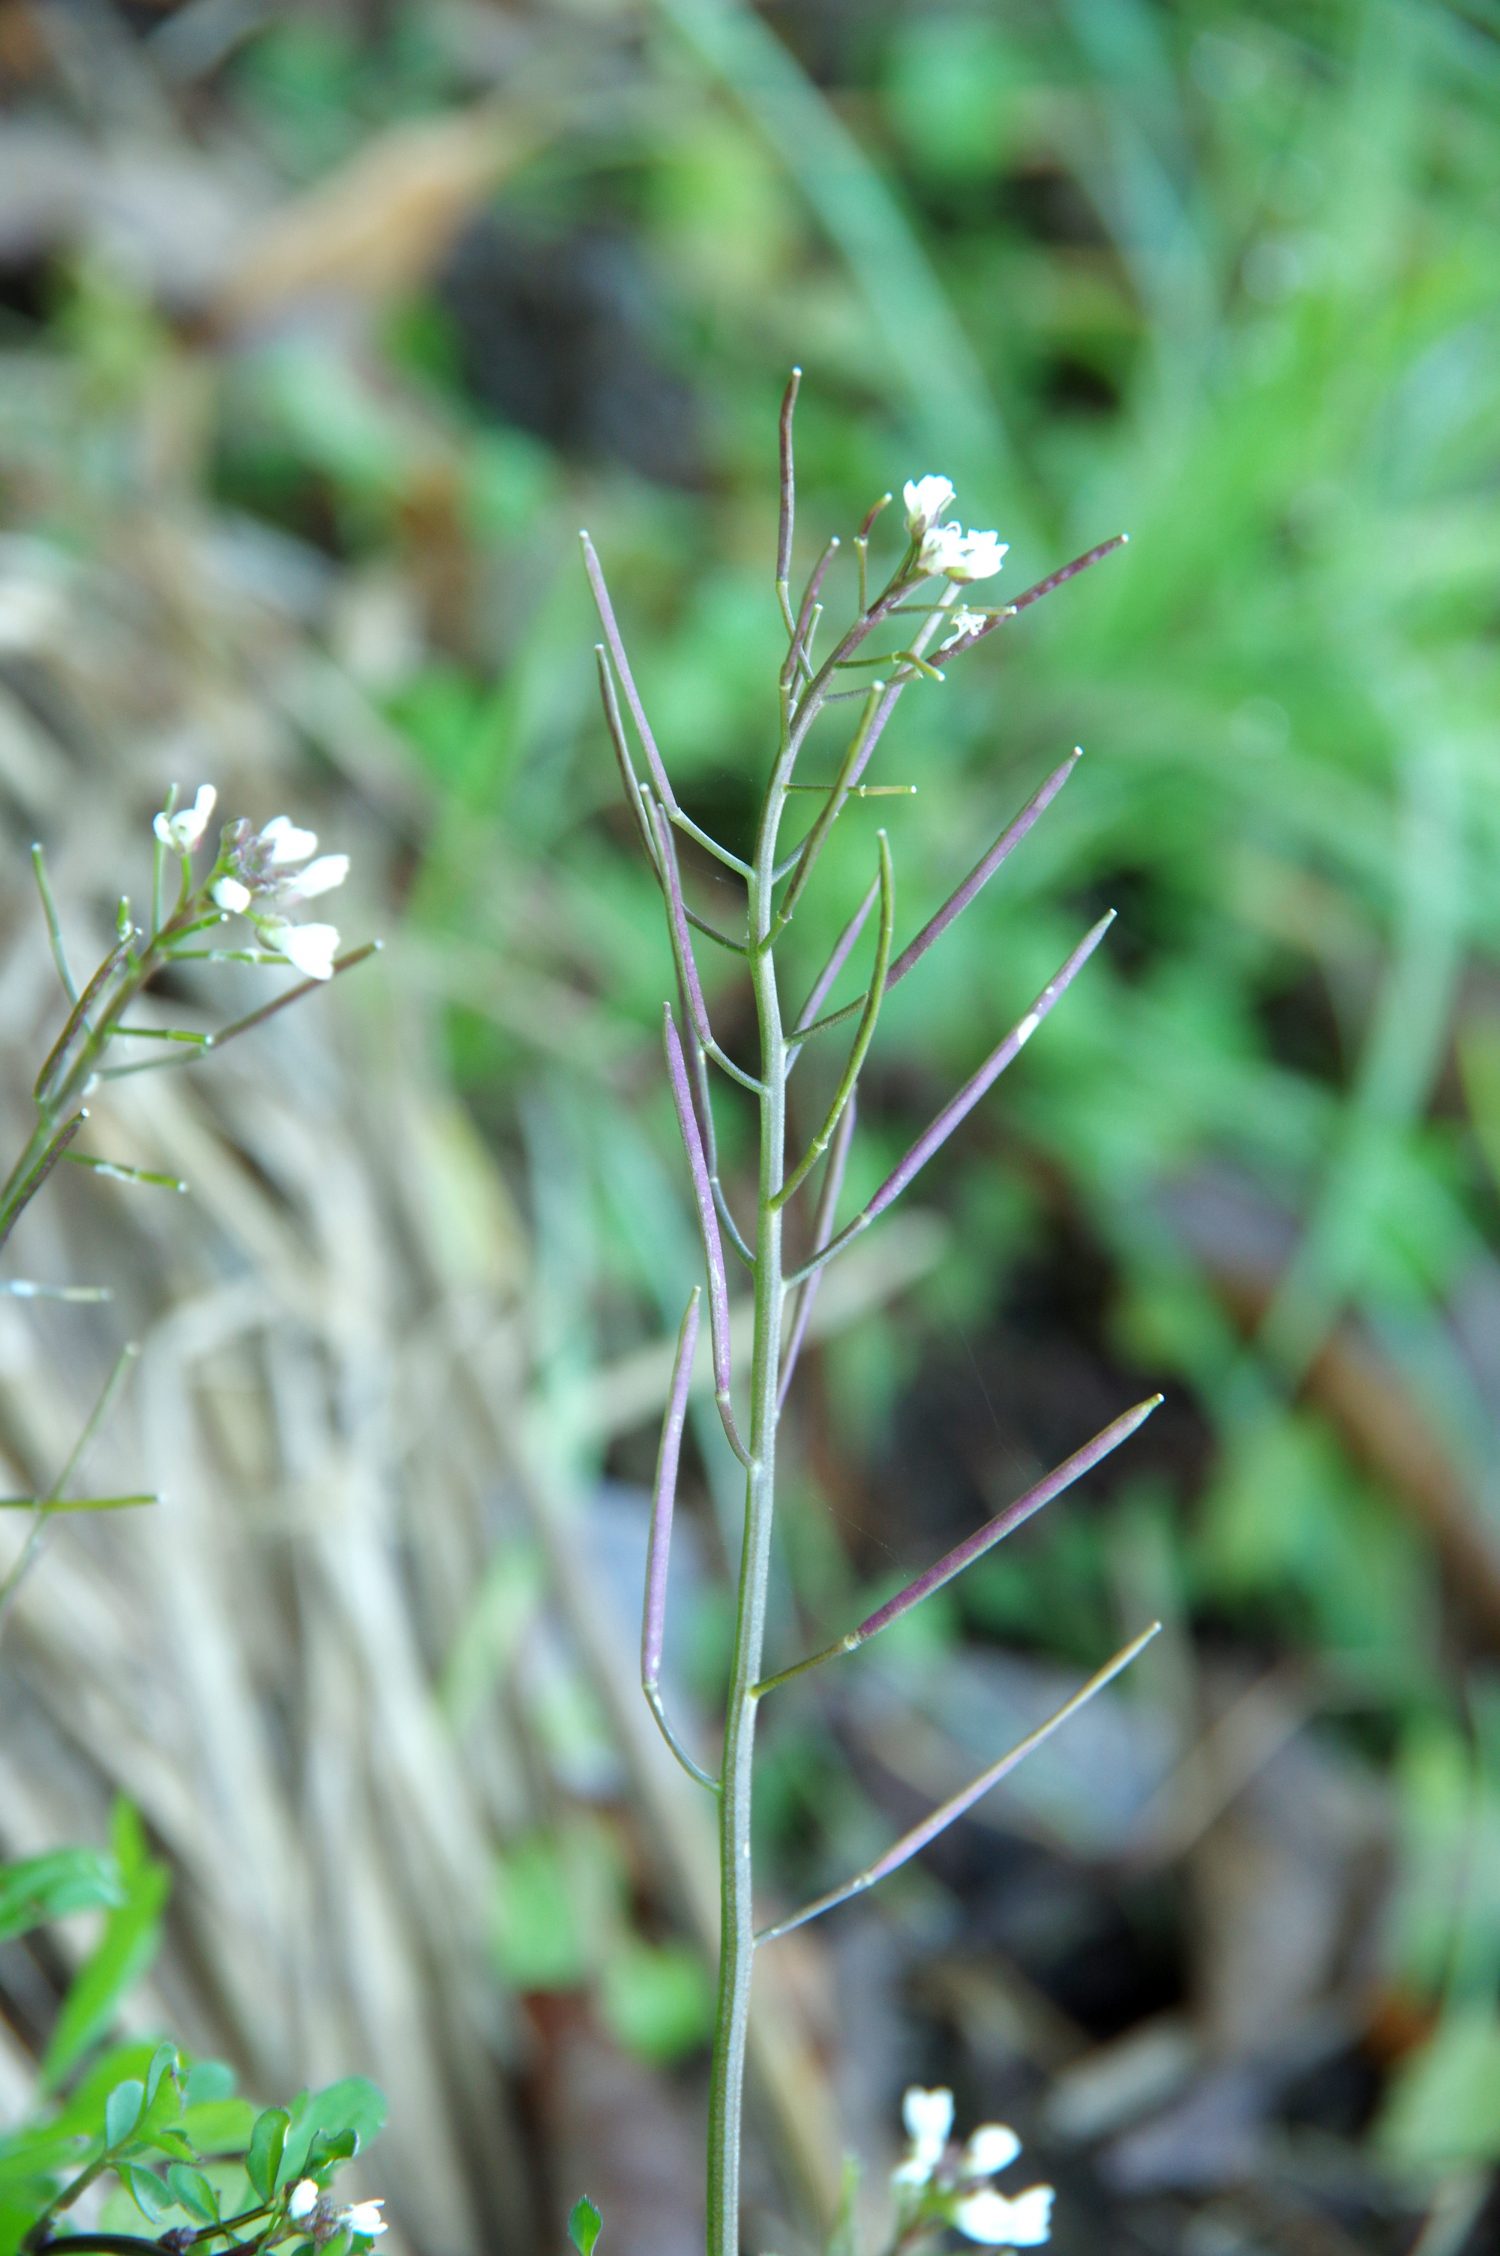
584, 376, 1158, 2256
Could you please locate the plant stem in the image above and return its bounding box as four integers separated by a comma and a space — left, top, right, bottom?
706, 706, 797, 2256
592, 437, 1137, 2254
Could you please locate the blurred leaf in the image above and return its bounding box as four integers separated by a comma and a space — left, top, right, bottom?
0, 2124, 87, 2189
246, 2108, 290, 2202
568, 2194, 602, 2256
302, 2127, 358, 2176
104, 2079, 144, 2150
0, 1849, 123, 1942
165, 2164, 219, 2223
282, 2080, 387, 2181
599, 1939, 713, 2068
118, 2161, 170, 2225
183, 2063, 237, 2108
1378, 2005, 1500, 2166
177, 2103, 257, 2154
42, 1806, 168, 2089
144, 2044, 179, 2114
492, 1832, 589, 1993
149, 2129, 199, 2164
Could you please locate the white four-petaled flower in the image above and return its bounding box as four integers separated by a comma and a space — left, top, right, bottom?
918, 522, 1009, 582
894, 2086, 1052, 2249
287, 2180, 319, 2222
150, 786, 352, 974
153, 784, 217, 855
340, 2198, 387, 2239
903, 475, 957, 536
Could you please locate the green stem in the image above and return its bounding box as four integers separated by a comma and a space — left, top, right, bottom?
0, 906, 204, 1246
706, 710, 796, 2256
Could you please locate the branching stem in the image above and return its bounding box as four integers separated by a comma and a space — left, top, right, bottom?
594, 396, 1147, 2256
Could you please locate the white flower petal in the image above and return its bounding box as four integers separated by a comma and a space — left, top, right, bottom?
287, 2181, 319, 2222
962, 2124, 1022, 2178
262, 919, 340, 980
902, 474, 957, 536
212, 876, 252, 913
286, 852, 349, 900
259, 814, 318, 866
952, 2184, 1054, 2247
901, 2085, 955, 2173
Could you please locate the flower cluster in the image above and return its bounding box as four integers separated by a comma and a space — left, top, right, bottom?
287, 2178, 386, 2242
893, 2087, 1053, 2249
902, 477, 1009, 583
153, 785, 349, 981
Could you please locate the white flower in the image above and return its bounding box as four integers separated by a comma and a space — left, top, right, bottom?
212, 875, 253, 913
940, 605, 990, 651
340, 2199, 387, 2239
893, 2086, 954, 2187
261, 918, 341, 980
918, 523, 1009, 582
952, 2185, 1053, 2247
903, 475, 957, 536
153, 784, 217, 855
283, 853, 349, 901
962, 2125, 1022, 2178
258, 814, 319, 867
286, 2181, 319, 2222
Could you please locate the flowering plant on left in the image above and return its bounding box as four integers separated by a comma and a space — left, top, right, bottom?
1, 783, 375, 1271
0, 790, 384, 2256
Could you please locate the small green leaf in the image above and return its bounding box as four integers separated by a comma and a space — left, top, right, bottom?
0, 1848, 124, 1943
119, 2161, 169, 2224
144, 2042, 179, 2112
568, 2195, 603, 2256
105, 2078, 144, 2148
302, 2127, 358, 2176
165, 2163, 219, 2222
246, 2107, 291, 2202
